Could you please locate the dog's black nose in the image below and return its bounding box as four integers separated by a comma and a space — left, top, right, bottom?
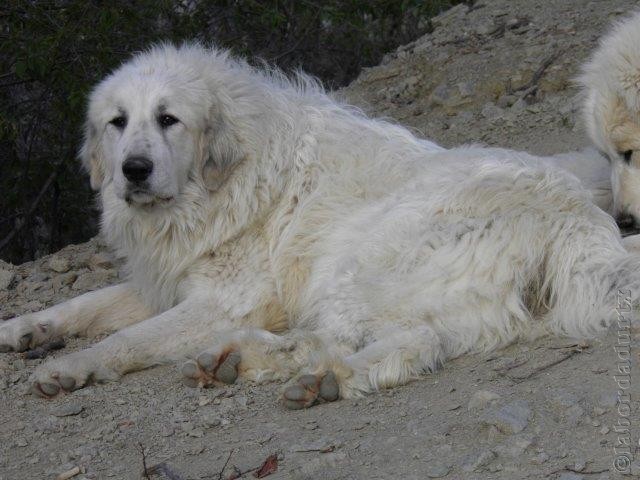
122, 156, 153, 183
616, 213, 637, 229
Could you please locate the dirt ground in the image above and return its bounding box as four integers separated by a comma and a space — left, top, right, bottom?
2, 1, 640, 478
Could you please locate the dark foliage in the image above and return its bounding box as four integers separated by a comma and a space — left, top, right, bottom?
0, 0, 463, 263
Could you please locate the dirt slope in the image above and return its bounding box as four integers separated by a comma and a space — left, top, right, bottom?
2, 1, 640, 479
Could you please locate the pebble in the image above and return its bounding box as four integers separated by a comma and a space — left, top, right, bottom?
549, 388, 580, 407
48, 256, 71, 273
530, 452, 549, 464
494, 434, 535, 457
565, 404, 585, 425
426, 464, 450, 478
88, 253, 113, 270
558, 473, 584, 480
0, 269, 15, 290
480, 400, 532, 434
597, 392, 618, 408
462, 449, 496, 472
50, 402, 84, 417
72, 270, 116, 291
202, 415, 222, 428
468, 390, 501, 411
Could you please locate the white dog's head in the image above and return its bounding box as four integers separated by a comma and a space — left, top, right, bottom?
579, 11, 640, 227
80, 44, 249, 208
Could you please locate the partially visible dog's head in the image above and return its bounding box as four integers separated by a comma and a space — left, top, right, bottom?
80, 44, 246, 208
579, 11, 640, 228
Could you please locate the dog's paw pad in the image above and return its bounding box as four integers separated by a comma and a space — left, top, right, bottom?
181, 349, 241, 388
34, 382, 61, 398
282, 371, 340, 409
30, 371, 82, 398
216, 351, 241, 384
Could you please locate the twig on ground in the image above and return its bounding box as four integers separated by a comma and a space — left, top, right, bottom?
219, 450, 235, 480
507, 50, 564, 97
504, 345, 589, 383
294, 445, 335, 453
547, 464, 609, 476
139, 443, 151, 480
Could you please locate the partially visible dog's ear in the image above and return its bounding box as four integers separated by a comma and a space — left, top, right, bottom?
200, 111, 245, 191
79, 121, 105, 191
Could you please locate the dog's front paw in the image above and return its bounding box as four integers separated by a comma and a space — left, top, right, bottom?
29, 352, 118, 398
0, 313, 58, 353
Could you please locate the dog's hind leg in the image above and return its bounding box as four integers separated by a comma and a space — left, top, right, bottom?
282, 325, 444, 409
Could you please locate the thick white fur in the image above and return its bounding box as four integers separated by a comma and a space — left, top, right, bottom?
579, 10, 640, 223
1, 44, 639, 402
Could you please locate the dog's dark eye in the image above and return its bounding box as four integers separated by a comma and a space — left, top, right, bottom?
158, 114, 179, 128
622, 150, 634, 163
109, 116, 127, 129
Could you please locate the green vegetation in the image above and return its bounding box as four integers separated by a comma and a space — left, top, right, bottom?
0, 0, 465, 263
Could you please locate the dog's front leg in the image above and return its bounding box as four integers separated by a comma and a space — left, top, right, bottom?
0, 283, 152, 352
28, 295, 232, 397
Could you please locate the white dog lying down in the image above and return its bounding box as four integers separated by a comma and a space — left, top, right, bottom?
1, 43, 638, 408
580, 10, 640, 229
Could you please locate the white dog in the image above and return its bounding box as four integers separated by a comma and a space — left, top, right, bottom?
1, 43, 638, 409
580, 10, 640, 230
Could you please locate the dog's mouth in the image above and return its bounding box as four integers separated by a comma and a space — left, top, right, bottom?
125, 189, 175, 207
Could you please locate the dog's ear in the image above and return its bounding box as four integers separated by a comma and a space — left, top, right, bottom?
200, 111, 244, 192
79, 121, 105, 191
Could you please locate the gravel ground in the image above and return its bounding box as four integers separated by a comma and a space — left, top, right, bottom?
2, 1, 640, 479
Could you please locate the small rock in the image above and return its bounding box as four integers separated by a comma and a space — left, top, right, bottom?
462, 449, 496, 472
50, 402, 84, 417
16, 438, 28, 447
597, 392, 618, 408
480, 400, 532, 434
48, 256, 71, 273
52, 272, 78, 290
188, 428, 204, 438
202, 415, 222, 428
558, 473, 584, 480
426, 464, 450, 478
0, 269, 16, 290
72, 270, 116, 291
468, 390, 501, 411
497, 94, 518, 108
88, 253, 113, 270
549, 388, 580, 408
530, 452, 549, 464
481, 102, 504, 122
565, 404, 585, 425
600, 426, 610, 435
494, 434, 535, 457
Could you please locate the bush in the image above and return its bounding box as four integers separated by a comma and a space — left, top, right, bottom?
0, 0, 465, 263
